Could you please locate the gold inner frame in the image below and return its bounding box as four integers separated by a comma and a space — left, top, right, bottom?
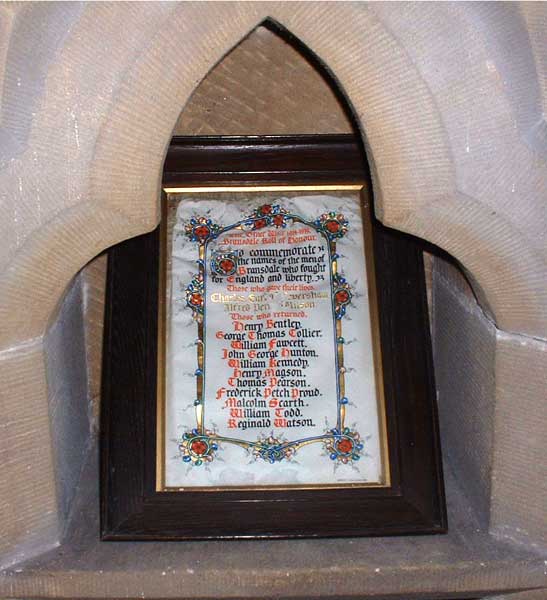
157, 185, 390, 492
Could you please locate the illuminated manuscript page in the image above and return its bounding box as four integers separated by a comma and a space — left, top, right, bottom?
163, 192, 384, 488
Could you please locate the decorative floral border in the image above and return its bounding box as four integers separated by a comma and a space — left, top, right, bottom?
180, 204, 362, 466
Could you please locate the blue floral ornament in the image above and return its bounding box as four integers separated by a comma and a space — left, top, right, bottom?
211, 251, 238, 277
185, 273, 204, 320
250, 204, 289, 228
325, 428, 363, 464
332, 274, 352, 319
180, 430, 217, 466
252, 435, 295, 463
315, 211, 349, 240
184, 216, 221, 243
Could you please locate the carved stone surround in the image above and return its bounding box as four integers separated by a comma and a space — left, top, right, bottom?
0, 3, 545, 599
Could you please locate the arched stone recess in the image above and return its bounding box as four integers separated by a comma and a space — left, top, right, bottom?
1, 2, 546, 345
0, 0, 546, 577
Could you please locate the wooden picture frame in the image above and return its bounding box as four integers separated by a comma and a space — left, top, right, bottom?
101, 135, 446, 539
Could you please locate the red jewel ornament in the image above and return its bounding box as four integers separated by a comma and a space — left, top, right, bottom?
190, 440, 208, 455
260, 204, 273, 215
254, 219, 267, 229
190, 293, 203, 306
335, 290, 350, 304
220, 259, 235, 273
194, 225, 210, 239
325, 220, 341, 233
336, 438, 353, 454
273, 214, 284, 226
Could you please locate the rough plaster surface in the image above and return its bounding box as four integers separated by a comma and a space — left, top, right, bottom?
0, 2, 546, 598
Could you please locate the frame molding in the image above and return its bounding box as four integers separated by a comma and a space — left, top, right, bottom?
101, 135, 446, 539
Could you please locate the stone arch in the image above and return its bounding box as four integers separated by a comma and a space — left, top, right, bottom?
0, 2, 545, 589
1, 2, 545, 346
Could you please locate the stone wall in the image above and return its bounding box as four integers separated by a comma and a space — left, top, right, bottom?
0, 3, 545, 598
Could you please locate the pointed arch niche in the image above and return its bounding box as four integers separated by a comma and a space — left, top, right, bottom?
2, 6, 545, 600
80, 15, 525, 583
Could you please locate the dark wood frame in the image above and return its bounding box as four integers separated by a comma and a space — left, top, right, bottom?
101, 134, 446, 539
